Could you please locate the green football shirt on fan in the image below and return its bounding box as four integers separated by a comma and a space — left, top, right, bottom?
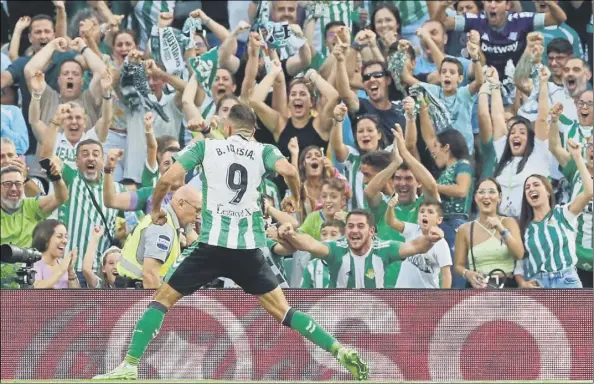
1, 198, 50, 288
368, 194, 425, 287
320, 238, 402, 288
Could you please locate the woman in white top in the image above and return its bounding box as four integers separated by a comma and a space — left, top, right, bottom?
488, 67, 552, 218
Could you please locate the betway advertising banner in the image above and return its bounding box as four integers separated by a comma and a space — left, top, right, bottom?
0, 290, 592, 381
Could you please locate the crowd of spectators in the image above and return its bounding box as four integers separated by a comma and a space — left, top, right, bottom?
0, 0, 592, 290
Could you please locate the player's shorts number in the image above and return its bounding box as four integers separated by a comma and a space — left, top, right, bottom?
227, 163, 248, 204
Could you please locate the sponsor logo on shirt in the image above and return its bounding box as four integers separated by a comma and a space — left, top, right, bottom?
509, 32, 518, 41
481, 33, 490, 41
157, 235, 171, 251
481, 41, 519, 54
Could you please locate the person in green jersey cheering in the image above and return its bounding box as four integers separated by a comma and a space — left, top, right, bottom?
279, 209, 445, 289
549, 103, 594, 287
93, 103, 368, 381
517, 139, 593, 289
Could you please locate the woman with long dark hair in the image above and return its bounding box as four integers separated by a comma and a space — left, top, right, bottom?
490, 67, 551, 218
420, 116, 473, 288
454, 178, 525, 288
516, 141, 593, 288
249, 60, 339, 162
32, 219, 80, 289
331, 104, 384, 210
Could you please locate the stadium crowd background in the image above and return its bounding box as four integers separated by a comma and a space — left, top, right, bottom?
0, 0, 592, 291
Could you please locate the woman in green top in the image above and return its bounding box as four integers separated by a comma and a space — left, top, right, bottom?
330, 104, 384, 211
516, 141, 593, 289
454, 178, 525, 289
421, 125, 473, 288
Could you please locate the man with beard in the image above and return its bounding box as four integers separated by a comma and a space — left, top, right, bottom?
336, 50, 406, 145
278, 209, 445, 289
0, 13, 76, 160
0, 160, 68, 288
56, 138, 127, 287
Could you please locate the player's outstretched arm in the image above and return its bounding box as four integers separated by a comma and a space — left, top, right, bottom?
278, 223, 330, 258
151, 162, 186, 223
274, 158, 301, 207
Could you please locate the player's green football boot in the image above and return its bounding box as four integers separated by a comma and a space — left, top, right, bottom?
336, 347, 369, 380
92, 362, 137, 380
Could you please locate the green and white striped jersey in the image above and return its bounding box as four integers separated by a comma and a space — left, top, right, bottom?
320, 238, 402, 288
301, 258, 330, 288
523, 205, 579, 277
174, 135, 284, 249
258, 178, 281, 209
312, 1, 353, 57
59, 165, 126, 272
341, 146, 365, 211
562, 159, 593, 271
133, 1, 176, 51
558, 114, 593, 153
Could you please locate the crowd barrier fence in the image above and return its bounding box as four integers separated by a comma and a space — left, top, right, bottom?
0, 289, 592, 381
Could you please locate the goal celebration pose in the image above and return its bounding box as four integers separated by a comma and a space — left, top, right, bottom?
93, 104, 369, 381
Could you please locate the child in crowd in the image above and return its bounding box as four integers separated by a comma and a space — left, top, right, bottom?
385, 195, 452, 288
301, 219, 344, 288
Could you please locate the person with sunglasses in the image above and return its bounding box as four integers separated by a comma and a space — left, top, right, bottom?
335, 39, 406, 146
549, 103, 594, 287
116, 184, 202, 289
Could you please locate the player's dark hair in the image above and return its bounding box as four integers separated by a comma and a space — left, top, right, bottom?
76, 139, 103, 157
360, 150, 392, 171
546, 37, 573, 56
228, 103, 258, 132
420, 198, 444, 217
321, 219, 346, 234
346, 209, 375, 227
440, 57, 464, 77
324, 21, 346, 37
32, 219, 65, 253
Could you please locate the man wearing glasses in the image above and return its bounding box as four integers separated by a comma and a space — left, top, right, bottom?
116, 184, 202, 289
0, 160, 68, 288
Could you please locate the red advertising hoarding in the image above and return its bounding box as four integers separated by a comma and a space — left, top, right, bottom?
0, 289, 592, 381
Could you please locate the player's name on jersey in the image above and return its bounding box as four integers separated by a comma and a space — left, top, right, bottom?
215, 144, 256, 160
216, 203, 255, 218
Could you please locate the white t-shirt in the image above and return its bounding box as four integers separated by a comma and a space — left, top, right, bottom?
151, 93, 184, 139
395, 223, 452, 289
495, 137, 551, 218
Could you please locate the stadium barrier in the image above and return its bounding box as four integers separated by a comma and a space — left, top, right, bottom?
0, 289, 592, 382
